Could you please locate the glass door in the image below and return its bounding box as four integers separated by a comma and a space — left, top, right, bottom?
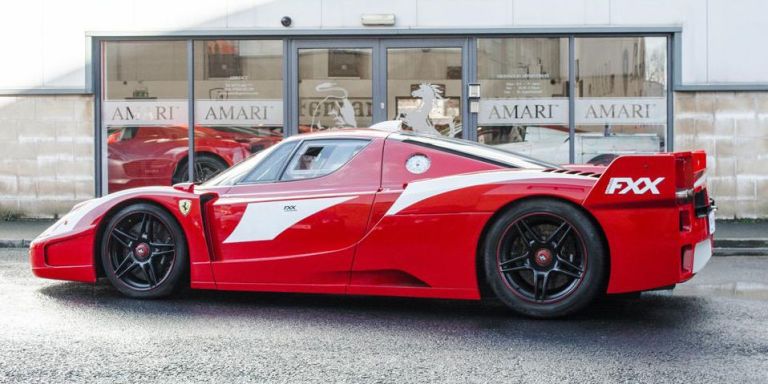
382, 39, 467, 138
292, 40, 381, 133
291, 39, 468, 137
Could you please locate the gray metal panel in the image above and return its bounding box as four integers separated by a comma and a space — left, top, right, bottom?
92, 38, 104, 197
568, 36, 576, 164
0, 88, 92, 95
667, 35, 674, 152
187, 40, 195, 183
466, 37, 477, 142
374, 40, 386, 123
676, 83, 768, 91
283, 38, 294, 137
86, 26, 683, 38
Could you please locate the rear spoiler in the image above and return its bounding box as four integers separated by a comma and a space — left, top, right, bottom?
583, 151, 707, 208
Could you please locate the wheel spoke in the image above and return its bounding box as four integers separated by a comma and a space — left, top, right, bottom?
500, 263, 532, 273
111, 228, 136, 248
557, 256, 583, 273
499, 252, 529, 267
150, 242, 174, 249
142, 263, 158, 287
534, 271, 550, 300
515, 219, 540, 247
552, 267, 581, 279
152, 248, 175, 257
138, 214, 151, 240
546, 222, 572, 249
114, 256, 137, 278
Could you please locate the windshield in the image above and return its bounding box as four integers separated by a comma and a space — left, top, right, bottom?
390, 132, 561, 169
201, 141, 288, 187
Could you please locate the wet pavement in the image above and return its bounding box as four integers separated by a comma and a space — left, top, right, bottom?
1, 248, 767, 383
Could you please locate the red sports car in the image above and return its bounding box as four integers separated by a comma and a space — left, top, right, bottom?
30, 123, 715, 318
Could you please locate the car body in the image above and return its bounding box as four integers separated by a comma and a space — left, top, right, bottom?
107, 125, 282, 192
31, 123, 715, 317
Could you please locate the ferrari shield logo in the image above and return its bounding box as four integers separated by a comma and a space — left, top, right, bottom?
178, 199, 192, 216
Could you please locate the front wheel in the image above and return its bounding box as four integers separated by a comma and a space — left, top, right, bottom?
100, 203, 188, 299
483, 199, 607, 318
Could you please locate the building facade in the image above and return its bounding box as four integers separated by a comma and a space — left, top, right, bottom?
0, 0, 766, 218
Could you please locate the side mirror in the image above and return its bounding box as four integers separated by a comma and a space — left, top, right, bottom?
172, 182, 195, 193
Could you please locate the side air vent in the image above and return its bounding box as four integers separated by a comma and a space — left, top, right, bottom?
542, 168, 602, 178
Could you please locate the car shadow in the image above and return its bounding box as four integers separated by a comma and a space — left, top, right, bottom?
37, 279, 710, 332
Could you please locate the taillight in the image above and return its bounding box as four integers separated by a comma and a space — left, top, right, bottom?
681, 246, 694, 274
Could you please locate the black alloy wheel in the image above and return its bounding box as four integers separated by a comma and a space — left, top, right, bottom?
483, 199, 607, 318
100, 203, 187, 298
172, 155, 228, 184
496, 213, 587, 303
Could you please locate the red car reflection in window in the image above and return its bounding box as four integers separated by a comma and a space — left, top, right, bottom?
107, 125, 282, 193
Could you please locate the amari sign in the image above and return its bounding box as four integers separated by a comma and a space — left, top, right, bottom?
103, 100, 187, 126
102, 100, 284, 127
479, 98, 568, 125
478, 97, 666, 126
576, 97, 666, 125
197, 100, 283, 126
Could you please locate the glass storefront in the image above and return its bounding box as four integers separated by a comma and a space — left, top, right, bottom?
477, 37, 569, 163
193, 40, 284, 183
97, 34, 670, 194
102, 41, 189, 193
575, 36, 668, 164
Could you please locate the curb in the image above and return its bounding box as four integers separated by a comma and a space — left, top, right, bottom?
714, 239, 768, 248
713, 239, 768, 256
0, 240, 30, 248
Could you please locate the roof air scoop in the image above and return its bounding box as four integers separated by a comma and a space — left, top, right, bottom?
369, 120, 403, 132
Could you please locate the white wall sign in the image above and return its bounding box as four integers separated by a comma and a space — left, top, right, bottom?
102, 99, 284, 127
102, 100, 187, 126
576, 97, 667, 125
196, 99, 283, 126
478, 98, 568, 125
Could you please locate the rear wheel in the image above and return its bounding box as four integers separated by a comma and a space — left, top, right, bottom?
100, 203, 188, 299
483, 199, 607, 318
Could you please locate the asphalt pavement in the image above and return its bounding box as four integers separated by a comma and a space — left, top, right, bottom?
1, 248, 767, 383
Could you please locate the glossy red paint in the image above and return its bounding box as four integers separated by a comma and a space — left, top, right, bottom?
31, 128, 714, 299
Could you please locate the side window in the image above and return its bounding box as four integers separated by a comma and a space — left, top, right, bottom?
240, 141, 298, 183
281, 139, 369, 181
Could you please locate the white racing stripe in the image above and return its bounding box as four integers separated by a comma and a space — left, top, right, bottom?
224, 196, 357, 243
385, 170, 589, 216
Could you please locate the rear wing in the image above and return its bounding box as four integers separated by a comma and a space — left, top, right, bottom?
583, 151, 707, 209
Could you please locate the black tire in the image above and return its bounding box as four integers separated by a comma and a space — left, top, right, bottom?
172, 154, 228, 184
482, 198, 607, 318
100, 203, 188, 299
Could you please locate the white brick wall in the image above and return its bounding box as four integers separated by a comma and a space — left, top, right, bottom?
0, 95, 94, 218
675, 92, 768, 219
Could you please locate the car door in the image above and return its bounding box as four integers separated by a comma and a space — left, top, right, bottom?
209, 137, 383, 293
